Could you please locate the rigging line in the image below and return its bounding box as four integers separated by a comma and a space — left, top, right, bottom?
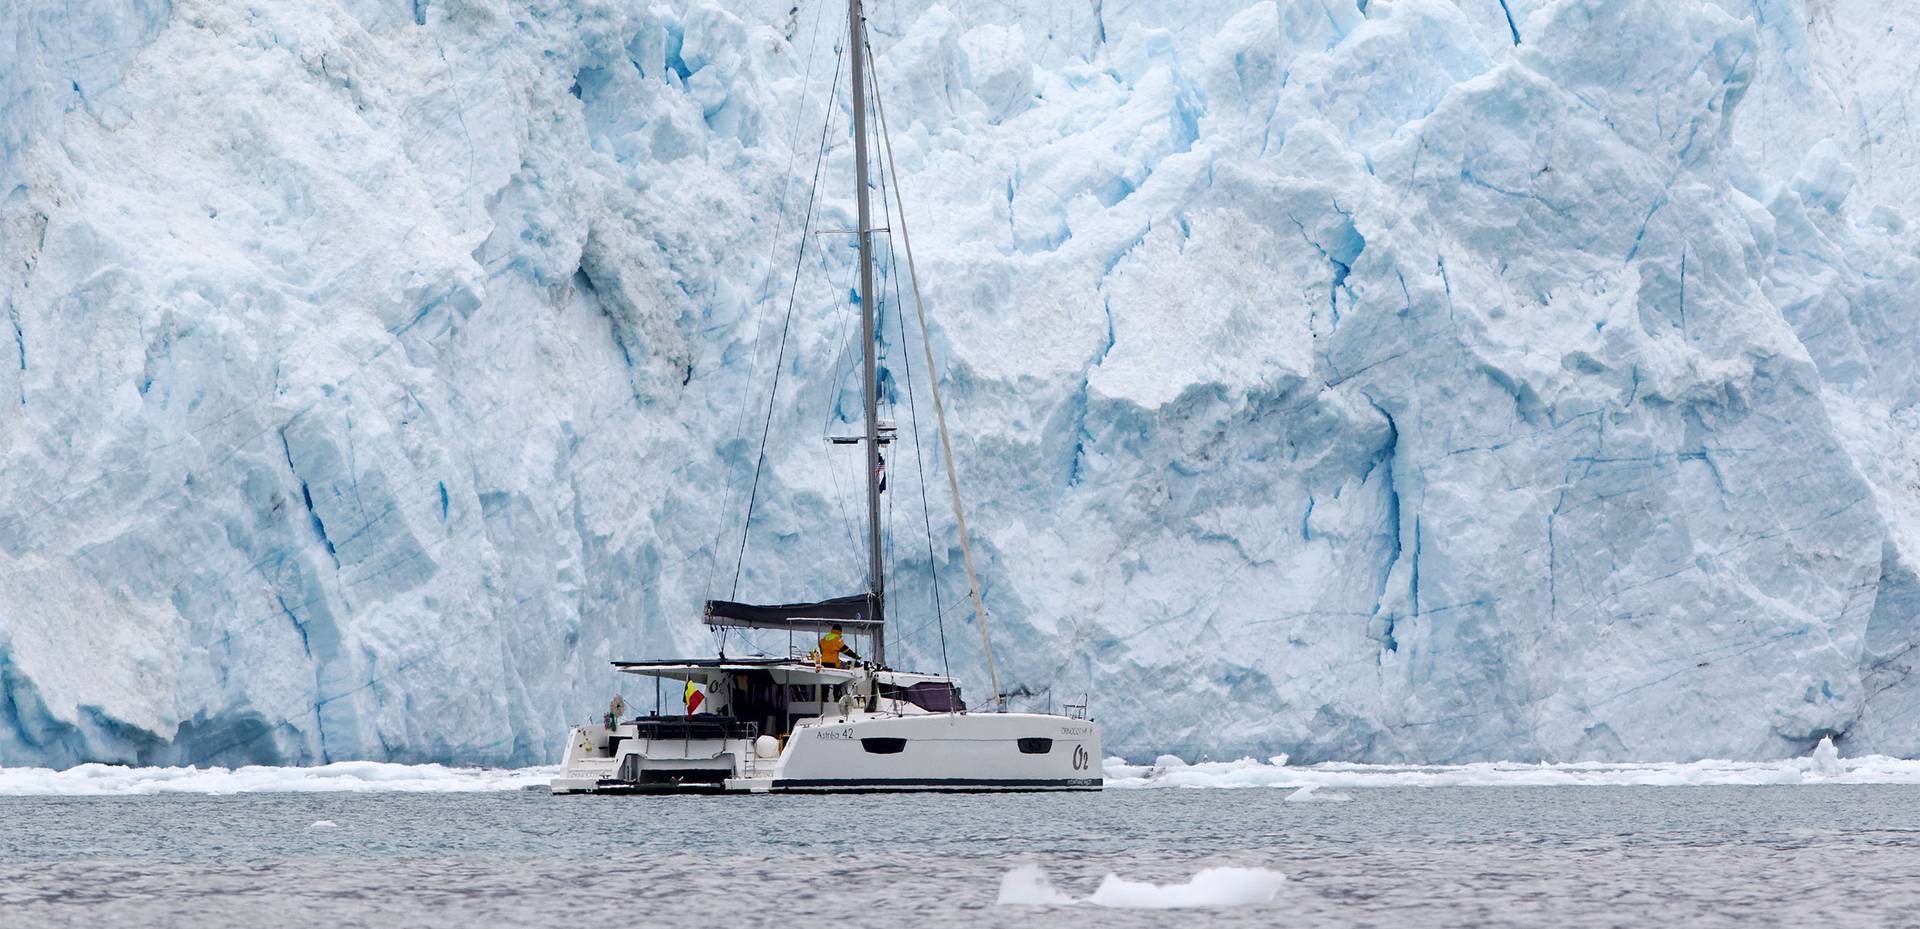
873, 115, 897, 616
894, 261, 952, 677
702, 0, 837, 610
818, 266, 860, 437
815, 230, 869, 579
731, 40, 847, 600
907, 312, 952, 672
867, 37, 1003, 707
885, 451, 895, 596
146, 328, 765, 664
818, 235, 869, 445
817, 332, 864, 579
816, 214, 867, 568
872, 105, 950, 679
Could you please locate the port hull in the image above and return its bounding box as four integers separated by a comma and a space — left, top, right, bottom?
553, 711, 1102, 795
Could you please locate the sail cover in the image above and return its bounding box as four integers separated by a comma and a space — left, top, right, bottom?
702, 594, 881, 633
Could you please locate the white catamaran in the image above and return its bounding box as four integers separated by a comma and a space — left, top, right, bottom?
551, 0, 1101, 795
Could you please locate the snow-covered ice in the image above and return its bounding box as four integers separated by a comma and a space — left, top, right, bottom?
5, 0, 1920, 767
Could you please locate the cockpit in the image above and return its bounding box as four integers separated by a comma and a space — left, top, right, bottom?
612, 659, 965, 741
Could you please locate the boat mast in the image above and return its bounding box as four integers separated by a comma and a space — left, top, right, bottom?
848, 0, 886, 666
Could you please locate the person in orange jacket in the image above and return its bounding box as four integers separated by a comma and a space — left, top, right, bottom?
817, 624, 862, 668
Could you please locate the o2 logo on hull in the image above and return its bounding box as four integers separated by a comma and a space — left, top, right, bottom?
1071, 744, 1089, 771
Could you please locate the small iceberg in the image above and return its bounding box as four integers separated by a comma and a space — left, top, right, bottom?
1089, 867, 1288, 908
998, 864, 1285, 909
996, 864, 1077, 906
305, 820, 339, 830
1285, 783, 1352, 803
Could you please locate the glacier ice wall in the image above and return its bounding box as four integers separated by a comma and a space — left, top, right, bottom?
4, 0, 1920, 765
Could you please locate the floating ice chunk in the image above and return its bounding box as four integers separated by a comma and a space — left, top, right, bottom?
996, 864, 1077, 906
0, 763, 558, 796
1087, 867, 1287, 909
306, 820, 339, 830
997, 864, 1286, 909
1109, 755, 1297, 789
1101, 756, 1151, 781
1285, 784, 1352, 803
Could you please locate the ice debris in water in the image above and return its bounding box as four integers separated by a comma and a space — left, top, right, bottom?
1285, 783, 1352, 803
996, 864, 1077, 906
1088, 868, 1288, 909
306, 820, 339, 830
998, 864, 1285, 909
1103, 748, 1920, 788
0, 762, 557, 796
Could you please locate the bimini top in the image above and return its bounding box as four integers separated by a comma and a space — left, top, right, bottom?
610, 658, 865, 685
701, 594, 881, 634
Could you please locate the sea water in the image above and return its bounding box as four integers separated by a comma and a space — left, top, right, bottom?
3, 779, 1918, 928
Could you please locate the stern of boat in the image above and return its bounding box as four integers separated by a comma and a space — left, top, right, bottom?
552, 716, 765, 795
550, 724, 618, 794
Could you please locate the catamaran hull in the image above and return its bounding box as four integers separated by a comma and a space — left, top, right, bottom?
761, 778, 1098, 792
552, 712, 1101, 795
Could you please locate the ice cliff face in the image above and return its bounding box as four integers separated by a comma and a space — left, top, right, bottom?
4, 0, 1920, 766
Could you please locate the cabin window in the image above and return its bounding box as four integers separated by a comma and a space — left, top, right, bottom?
788, 684, 816, 703
877, 682, 966, 713
861, 737, 907, 754
1016, 738, 1053, 754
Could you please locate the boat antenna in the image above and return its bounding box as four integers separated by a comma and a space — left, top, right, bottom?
864, 39, 1003, 709
848, 0, 887, 667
